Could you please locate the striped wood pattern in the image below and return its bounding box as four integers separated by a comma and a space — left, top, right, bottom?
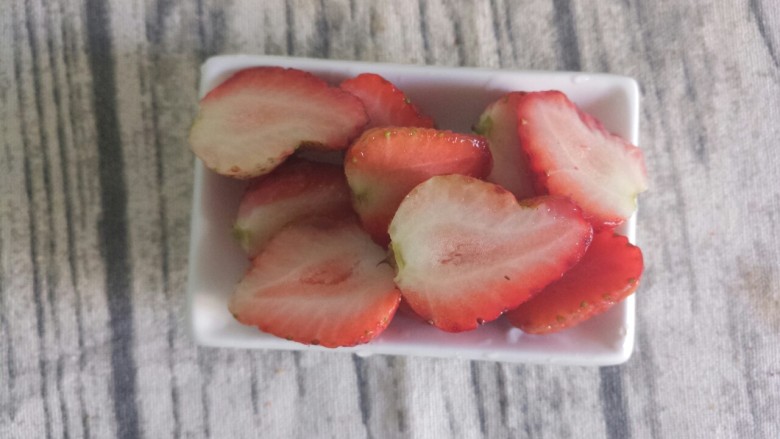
1, 0, 779, 438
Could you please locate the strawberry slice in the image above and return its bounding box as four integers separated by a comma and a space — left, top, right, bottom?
229, 217, 401, 347
389, 175, 592, 332
396, 298, 427, 322
474, 92, 537, 199
340, 73, 435, 129
233, 158, 353, 258
189, 67, 368, 179
506, 230, 643, 334
517, 91, 648, 228
345, 127, 492, 246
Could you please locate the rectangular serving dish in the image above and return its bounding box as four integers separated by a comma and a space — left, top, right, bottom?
186, 55, 640, 365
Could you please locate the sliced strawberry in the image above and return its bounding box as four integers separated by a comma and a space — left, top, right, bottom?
517, 91, 648, 228
189, 67, 368, 179
474, 92, 537, 199
340, 73, 435, 129
389, 175, 592, 332
345, 127, 492, 246
229, 217, 401, 347
233, 158, 353, 258
396, 298, 427, 322
506, 229, 643, 334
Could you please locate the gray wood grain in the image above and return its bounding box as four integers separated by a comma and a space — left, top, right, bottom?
1, 0, 779, 438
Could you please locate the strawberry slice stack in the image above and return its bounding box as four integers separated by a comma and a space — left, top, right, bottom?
188, 66, 648, 346
390, 176, 592, 332
345, 127, 491, 246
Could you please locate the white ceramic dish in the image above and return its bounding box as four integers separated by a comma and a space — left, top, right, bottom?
186, 54, 640, 365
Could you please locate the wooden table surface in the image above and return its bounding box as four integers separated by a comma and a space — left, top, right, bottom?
2, 0, 779, 438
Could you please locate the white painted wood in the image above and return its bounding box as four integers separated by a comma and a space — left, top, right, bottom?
1, 0, 778, 437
